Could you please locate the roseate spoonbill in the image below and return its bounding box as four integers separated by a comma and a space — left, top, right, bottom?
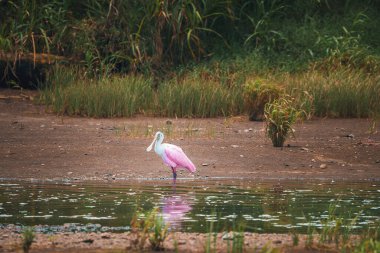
146, 131, 196, 181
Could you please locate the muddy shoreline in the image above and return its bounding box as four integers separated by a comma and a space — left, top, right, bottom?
0, 224, 359, 253
1, 89, 379, 182
0, 89, 379, 252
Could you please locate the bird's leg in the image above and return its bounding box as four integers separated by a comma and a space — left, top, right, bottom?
171, 167, 177, 184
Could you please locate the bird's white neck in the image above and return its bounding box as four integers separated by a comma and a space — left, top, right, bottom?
154, 137, 165, 155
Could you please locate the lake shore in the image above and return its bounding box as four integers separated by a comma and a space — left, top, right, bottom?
1, 89, 379, 182
0, 89, 379, 253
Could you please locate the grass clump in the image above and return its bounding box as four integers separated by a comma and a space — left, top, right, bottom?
264, 96, 302, 147
243, 78, 282, 121
156, 77, 244, 118
225, 230, 244, 253
41, 66, 245, 118
352, 228, 380, 253
130, 207, 168, 251
317, 203, 357, 248
291, 232, 299, 246
353, 238, 380, 253
22, 227, 35, 253
284, 67, 380, 118
40, 70, 153, 117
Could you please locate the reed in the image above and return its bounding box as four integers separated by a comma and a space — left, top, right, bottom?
156, 77, 244, 118
352, 226, 380, 253
40, 62, 380, 120
283, 67, 380, 118
264, 96, 302, 147
22, 227, 35, 253
243, 78, 282, 121
130, 207, 169, 251
40, 69, 153, 117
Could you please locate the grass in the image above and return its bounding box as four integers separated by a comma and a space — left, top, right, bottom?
33, 1, 380, 120
130, 207, 169, 251
264, 96, 302, 147
39, 61, 380, 120
22, 227, 35, 253
156, 77, 244, 118
352, 226, 380, 253
283, 67, 380, 118
13, 207, 380, 252
243, 78, 282, 121
40, 69, 153, 117
291, 232, 299, 246
205, 220, 217, 253
121, 121, 217, 140
300, 202, 380, 252
40, 66, 244, 118
318, 203, 352, 248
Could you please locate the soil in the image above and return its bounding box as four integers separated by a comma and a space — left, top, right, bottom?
1, 89, 379, 182
0, 224, 346, 253
0, 88, 379, 252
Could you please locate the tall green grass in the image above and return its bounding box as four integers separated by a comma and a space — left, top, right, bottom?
283, 67, 380, 117
40, 66, 244, 118
156, 78, 244, 118
40, 68, 153, 117
22, 227, 35, 253
40, 63, 380, 118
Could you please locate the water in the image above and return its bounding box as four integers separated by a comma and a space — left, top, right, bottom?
0, 179, 379, 234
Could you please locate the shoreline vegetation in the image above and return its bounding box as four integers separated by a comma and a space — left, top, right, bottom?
1, 1, 379, 252
1, 0, 379, 119
0, 228, 369, 253
38, 64, 380, 119
1, 207, 378, 253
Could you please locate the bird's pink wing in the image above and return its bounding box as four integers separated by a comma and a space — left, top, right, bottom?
164, 144, 196, 173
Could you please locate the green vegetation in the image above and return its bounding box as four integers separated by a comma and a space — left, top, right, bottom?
301, 203, 380, 252
1, 0, 380, 118
22, 227, 35, 253
130, 207, 168, 251
227, 230, 244, 253
205, 221, 217, 253
40, 68, 153, 117
318, 203, 360, 249
243, 78, 283, 121
291, 232, 299, 246
40, 67, 243, 118
284, 68, 380, 118
353, 237, 380, 253
156, 75, 243, 118
264, 96, 302, 147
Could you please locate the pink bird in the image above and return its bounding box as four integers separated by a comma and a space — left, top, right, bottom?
146, 131, 196, 181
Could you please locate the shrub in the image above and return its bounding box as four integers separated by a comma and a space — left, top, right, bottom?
131, 207, 168, 251
243, 78, 282, 121
264, 96, 301, 147
22, 227, 35, 253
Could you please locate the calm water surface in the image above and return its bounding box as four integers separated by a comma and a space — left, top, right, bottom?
0, 179, 379, 233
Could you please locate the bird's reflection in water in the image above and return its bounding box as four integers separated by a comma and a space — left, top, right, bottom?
161, 192, 194, 230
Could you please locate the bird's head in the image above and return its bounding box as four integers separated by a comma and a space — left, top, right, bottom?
146, 131, 164, 152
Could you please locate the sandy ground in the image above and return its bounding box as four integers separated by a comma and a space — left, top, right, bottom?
0, 224, 348, 253
0, 89, 379, 252
0, 89, 379, 182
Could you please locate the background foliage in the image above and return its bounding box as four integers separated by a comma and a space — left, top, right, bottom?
1, 0, 380, 118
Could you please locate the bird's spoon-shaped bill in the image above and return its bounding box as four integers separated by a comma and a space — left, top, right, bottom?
146, 136, 156, 152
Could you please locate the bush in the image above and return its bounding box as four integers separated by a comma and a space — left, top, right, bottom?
264, 96, 301, 147
22, 227, 35, 253
243, 78, 282, 121
130, 207, 168, 251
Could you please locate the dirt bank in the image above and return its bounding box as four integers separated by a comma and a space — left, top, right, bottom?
1, 224, 357, 253
0, 89, 379, 253
0, 89, 379, 182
